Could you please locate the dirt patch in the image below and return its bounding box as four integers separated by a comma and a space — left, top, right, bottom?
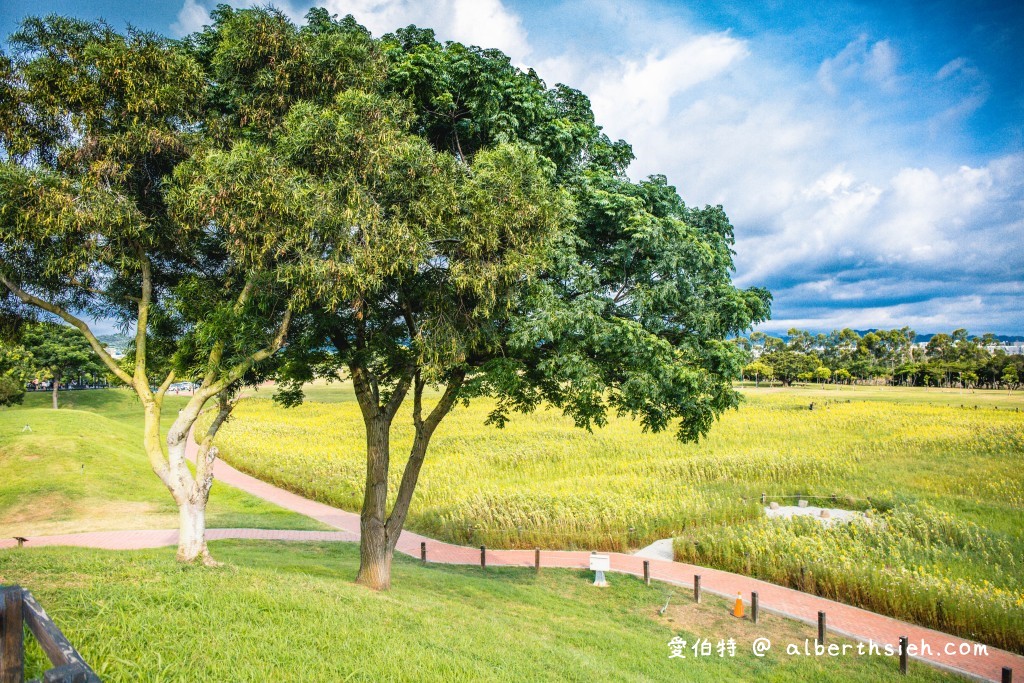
0, 499, 166, 537
3, 492, 75, 524
651, 591, 819, 645
87, 499, 163, 520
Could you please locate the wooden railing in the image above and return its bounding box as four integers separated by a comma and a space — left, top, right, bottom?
0, 585, 100, 683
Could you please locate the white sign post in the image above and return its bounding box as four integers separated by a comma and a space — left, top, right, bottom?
590, 552, 610, 587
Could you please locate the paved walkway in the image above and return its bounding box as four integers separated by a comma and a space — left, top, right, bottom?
2, 440, 1020, 682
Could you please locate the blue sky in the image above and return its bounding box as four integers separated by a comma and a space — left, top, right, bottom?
3, 0, 1022, 335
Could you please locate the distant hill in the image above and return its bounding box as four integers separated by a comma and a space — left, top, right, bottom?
96, 333, 131, 351
858, 331, 1024, 343
757, 329, 1024, 343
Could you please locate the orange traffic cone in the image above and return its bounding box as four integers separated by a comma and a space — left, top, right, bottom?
732, 592, 744, 618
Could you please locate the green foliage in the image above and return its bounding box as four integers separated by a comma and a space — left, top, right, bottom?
381, 30, 628, 177
760, 350, 819, 386
751, 327, 1022, 390
259, 11, 771, 445
0, 338, 31, 405
20, 322, 103, 384
0, 11, 316, 407
743, 361, 773, 386
183, 5, 381, 142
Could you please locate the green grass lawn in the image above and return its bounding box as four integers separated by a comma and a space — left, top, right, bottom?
0, 540, 958, 682
207, 381, 1024, 651
0, 389, 329, 536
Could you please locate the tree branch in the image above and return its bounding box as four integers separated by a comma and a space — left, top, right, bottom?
156, 370, 176, 403
194, 390, 235, 496
0, 275, 135, 387
385, 370, 465, 542
424, 370, 465, 433
201, 304, 293, 399
201, 280, 256, 392
382, 364, 416, 422
134, 255, 151, 389
350, 363, 380, 421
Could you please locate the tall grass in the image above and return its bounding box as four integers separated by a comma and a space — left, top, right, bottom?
208, 384, 1024, 650
673, 504, 1024, 652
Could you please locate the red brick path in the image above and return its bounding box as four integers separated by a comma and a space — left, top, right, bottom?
1, 438, 1019, 682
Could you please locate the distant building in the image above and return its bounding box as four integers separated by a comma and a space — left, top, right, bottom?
104, 346, 126, 360
985, 343, 1024, 356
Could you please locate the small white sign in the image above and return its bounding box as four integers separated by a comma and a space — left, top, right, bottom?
590, 553, 610, 572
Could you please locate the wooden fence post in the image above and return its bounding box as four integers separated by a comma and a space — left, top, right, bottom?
20, 592, 99, 682
42, 663, 93, 682
643, 560, 650, 586
899, 636, 908, 675
1, 586, 24, 683
420, 542, 426, 564
1002, 666, 1012, 683
480, 545, 486, 569
693, 575, 701, 603
817, 611, 826, 644
751, 592, 759, 624
534, 548, 540, 573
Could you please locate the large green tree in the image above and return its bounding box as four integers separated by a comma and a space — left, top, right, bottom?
0, 17, 307, 562
760, 349, 819, 386
21, 321, 104, 408
261, 21, 771, 589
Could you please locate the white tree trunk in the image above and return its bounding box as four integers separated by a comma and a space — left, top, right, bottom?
177, 500, 211, 563
149, 401, 218, 564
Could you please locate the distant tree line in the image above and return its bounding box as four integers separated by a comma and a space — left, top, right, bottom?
739, 328, 1022, 390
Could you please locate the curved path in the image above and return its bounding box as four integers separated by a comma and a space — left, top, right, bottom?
3, 443, 1020, 683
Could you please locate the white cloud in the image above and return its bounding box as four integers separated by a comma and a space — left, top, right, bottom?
817, 35, 900, 96
323, 0, 531, 63
585, 34, 749, 131
170, 0, 210, 37
936, 57, 970, 81
763, 289, 1024, 335
524, 9, 1021, 333
736, 155, 1022, 286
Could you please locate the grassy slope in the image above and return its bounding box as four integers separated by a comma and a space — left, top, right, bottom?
0, 540, 957, 682
0, 389, 329, 536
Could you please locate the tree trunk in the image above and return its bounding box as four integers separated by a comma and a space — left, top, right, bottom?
348, 362, 459, 590
176, 499, 211, 563
147, 398, 219, 565
357, 520, 393, 590
51, 371, 60, 409
356, 415, 393, 590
